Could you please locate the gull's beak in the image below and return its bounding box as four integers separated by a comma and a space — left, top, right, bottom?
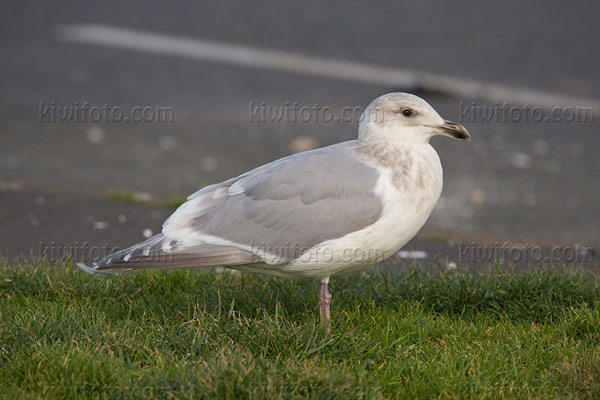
427, 120, 471, 141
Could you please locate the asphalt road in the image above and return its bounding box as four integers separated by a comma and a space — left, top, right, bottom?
0, 0, 599, 262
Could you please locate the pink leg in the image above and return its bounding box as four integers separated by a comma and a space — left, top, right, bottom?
317, 279, 332, 334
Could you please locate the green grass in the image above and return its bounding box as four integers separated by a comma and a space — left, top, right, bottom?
1, 262, 600, 399
105, 190, 154, 206
105, 189, 187, 209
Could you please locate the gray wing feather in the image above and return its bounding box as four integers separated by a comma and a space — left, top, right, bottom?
162, 141, 383, 264
84, 233, 261, 271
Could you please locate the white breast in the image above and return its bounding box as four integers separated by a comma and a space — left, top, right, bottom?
270, 143, 443, 280
366, 144, 443, 258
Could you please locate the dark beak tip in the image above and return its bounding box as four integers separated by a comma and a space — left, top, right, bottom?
446, 121, 470, 141
427, 121, 471, 141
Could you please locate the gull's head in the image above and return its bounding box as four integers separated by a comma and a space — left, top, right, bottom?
358, 92, 470, 145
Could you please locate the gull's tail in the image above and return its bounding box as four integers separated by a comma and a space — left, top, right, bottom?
76, 233, 261, 275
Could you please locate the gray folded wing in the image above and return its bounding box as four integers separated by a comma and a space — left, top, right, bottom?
162, 141, 383, 264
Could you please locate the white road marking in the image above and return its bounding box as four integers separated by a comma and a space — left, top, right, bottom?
397, 250, 428, 260
56, 24, 600, 111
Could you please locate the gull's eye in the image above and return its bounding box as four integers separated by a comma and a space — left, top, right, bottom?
401, 109, 413, 117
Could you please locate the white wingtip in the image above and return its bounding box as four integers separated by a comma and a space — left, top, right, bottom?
76, 263, 113, 277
